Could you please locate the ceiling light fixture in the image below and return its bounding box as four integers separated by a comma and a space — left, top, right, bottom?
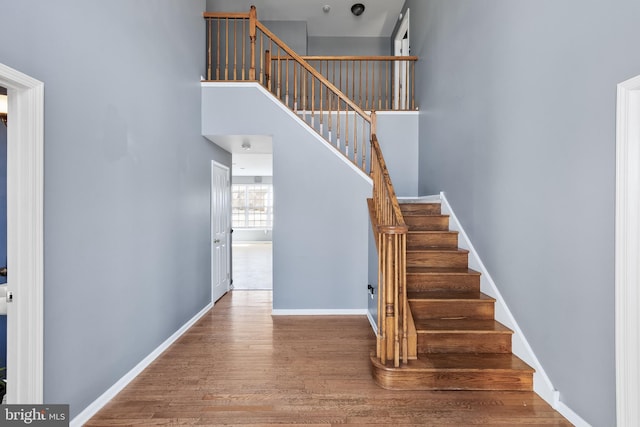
322, 4, 331, 13
0, 94, 7, 127
241, 141, 252, 151
351, 3, 365, 16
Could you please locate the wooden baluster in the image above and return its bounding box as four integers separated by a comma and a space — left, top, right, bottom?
311, 76, 315, 128
225, 18, 229, 80
264, 49, 271, 91
405, 59, 409, 110
241, 19, 246, 80
378, 61, 383, 111
365, 60, 369, 110
216, 19, 221, 80
259, 32, 264, 84
249, 6, 256, 80
345, 104, 349, 157
328, 92, 333, 144
359, 60, 363, 110
293, 62, 298, 110
394, 233, 400, 367
285, 57, 289, 106
336, 99, 341, 150
401, 232, 408, 364
353, 109, 357, 163
277, 47, 281, 99
385, 61, 389, 110
385, 232, 395, 366
411, 60, 416, 110
319, 79, 324, 135
207, 19, 212, 80
233, 19, 237, 80
351, 61, 355, 106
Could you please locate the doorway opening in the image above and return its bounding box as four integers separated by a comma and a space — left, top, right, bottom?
231, 151, 273, 291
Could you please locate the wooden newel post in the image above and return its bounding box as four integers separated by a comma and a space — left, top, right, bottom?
264, 50, 271, 90
249, 5, 257, 80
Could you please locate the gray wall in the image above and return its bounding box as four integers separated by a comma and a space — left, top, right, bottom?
308, 36, 390, 56
375, 112, 419, 197
203, 85, 371, 310
263, 21, 308, 55
0, 0, 232, 418
407, 0, 640, 425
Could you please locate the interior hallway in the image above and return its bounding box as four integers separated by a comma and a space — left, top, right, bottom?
232, 242, 272, 290
88, 292, 571, 425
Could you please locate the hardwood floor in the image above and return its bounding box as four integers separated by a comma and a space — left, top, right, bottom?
87, 291, 571, 426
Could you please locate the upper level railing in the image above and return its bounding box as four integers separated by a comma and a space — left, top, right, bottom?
275, 56, 418, 112
369, 134, 409, 367
204, 7, 373, 173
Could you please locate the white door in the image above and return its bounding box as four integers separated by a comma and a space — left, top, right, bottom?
211, 162, 231, 303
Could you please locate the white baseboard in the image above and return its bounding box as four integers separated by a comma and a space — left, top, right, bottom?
70, 302, 214, 427
439, 192, 589, 426
272, 309, 367, 316
367, 310, 378, 334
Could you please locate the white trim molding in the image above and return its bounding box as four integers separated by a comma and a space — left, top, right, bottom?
0, 63, 44, 404
615, 74, 640, 427
439, 192, 589, 427
272, 309, 367, 316
70, 302, 213, 426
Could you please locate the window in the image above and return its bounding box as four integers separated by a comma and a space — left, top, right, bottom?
232, 184, 273, 229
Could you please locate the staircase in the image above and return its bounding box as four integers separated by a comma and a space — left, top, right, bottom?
203, 7, 534, 394
371, 201, 535, 390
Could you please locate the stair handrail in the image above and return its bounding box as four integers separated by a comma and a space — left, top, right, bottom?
204, 7, 375, 173
270, 54, 418, 111
370, 133, 409, 367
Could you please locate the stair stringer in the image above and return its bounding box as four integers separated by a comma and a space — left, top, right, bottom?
438, 192, 589, 427
202, 82, 372, 312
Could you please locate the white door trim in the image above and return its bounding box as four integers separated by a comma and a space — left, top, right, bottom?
615, 73, 640, 427
0, 63, 44, 403
393, 8, 410, 110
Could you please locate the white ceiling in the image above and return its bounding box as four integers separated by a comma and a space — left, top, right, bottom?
208, 0, 406, 37
205, 135, 273, 176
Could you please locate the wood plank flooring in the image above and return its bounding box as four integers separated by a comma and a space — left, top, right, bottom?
87, 291, 572, 426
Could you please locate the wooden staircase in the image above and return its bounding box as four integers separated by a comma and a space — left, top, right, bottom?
371, 201, 535, 391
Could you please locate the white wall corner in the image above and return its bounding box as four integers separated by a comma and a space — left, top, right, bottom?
438, 191, 590, 426
70, 302, 214, 427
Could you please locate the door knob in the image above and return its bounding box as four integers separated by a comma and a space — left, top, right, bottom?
0, 267, 6, 277
214, 239, 220, 243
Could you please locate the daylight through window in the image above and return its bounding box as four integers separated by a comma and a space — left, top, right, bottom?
232, 184, 273, 228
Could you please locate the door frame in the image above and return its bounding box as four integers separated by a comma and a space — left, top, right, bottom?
615, 73, 640, 427
211, 161, 231, 303
0, 63, 44, 403
393, 8, 410, 109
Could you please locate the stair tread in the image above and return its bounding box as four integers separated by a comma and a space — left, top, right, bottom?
415, 319, 513, 334
374, 353, 534, 372
407, 248, 469, 254
408, 291, 495, 301
407, 267, 480, 275
408, 230, 459, 235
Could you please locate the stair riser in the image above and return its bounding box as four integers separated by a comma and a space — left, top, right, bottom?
407, 233, 458, 249
407, 252, 468, 268
400, 203, 441, 215
409, 300, 494, 320
404, 216, 449, 231
407, 274, 480, 292
372, 368, 533, 391
417, 333, 512, 354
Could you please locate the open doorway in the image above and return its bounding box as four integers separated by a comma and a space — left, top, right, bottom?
231, 152, 273, 291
